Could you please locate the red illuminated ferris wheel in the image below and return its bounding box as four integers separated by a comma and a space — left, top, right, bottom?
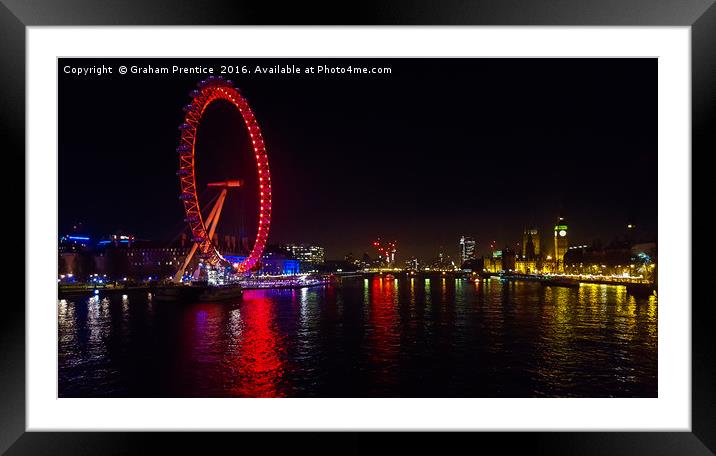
174, 76, 271, 280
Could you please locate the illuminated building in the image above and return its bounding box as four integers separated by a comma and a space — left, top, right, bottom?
62, 235, 302, 281
514, 227, 542, 274
405, 257, 420, 271
562, 241, 657, 282
553, 216, 569, 271
282, 243, 325, 272
483, 248, 515, 273
459, 236, 476, 265
483, 251, 502, 273
282, 243, 325, 264
58, 234, 93, 280
224, 253, 300, 275
522, 227, 540, 258
59, 234, 91, 253
514, 256, 539, 274
60, 232, 182, 282
93, 237, 193, 281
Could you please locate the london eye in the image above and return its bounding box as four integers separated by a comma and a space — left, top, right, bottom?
174, 76, 272, 281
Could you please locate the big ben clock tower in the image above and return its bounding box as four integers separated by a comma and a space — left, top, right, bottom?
554, 216, 568, 272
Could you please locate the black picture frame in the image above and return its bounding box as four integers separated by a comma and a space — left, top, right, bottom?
3, 0, 713, 453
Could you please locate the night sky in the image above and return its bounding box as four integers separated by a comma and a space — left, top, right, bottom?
59, 58, 656, 261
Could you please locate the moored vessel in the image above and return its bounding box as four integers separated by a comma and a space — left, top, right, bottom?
154, 283, 207, 302
198, 283, 243, 302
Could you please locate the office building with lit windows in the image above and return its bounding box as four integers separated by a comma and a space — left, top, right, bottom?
281, 243, 325, 264
459, 236, 476, 265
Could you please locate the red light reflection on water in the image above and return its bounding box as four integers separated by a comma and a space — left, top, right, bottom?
368, 277, 400, 390
231, 290, 285, 397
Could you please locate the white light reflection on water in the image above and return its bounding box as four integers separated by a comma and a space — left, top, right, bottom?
58, 278, 658, 398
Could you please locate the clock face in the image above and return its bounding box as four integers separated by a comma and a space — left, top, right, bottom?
559, 230, 567, 237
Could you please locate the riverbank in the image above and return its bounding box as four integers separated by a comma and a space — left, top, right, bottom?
483, 272, 656, 296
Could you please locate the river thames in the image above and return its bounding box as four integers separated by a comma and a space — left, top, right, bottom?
58, 275, 657, 397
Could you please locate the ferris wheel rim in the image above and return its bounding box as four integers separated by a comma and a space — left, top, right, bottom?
177, 76, 272, 274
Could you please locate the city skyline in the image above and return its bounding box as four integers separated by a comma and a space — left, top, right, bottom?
59, 58, 656, 260
60, 215, 649, 266
56, 56, 660, 402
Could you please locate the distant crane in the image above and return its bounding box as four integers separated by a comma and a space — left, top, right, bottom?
373, 238, 397, 267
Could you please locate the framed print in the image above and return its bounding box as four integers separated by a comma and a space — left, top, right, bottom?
4, 0, 714, 453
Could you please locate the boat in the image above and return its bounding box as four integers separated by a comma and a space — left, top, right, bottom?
154, 283, 207, 302
237, 274, 329, 290
198, 283, 243, 302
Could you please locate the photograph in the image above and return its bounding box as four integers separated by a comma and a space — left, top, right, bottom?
57, 57, 657, 399
3, 0, 711, 450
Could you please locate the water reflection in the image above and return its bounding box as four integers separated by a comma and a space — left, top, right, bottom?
59, 278, 658, 398
230, 291, 285, 397
58, 299, 77, 357
368, 277, 400, 395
